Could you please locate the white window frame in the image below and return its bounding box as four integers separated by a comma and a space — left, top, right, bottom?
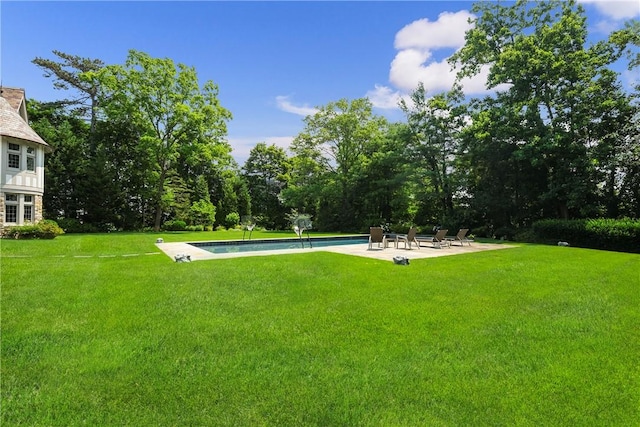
8, 143, 20, 169
26, 146, 36, 172
5, 193, 18, 223
23, 195, 34, 222
3, 194, 37, 225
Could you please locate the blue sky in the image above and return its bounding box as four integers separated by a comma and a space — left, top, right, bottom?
2, 1, 638, 164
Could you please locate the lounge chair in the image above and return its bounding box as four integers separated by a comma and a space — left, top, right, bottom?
396, 227, 419, 250
447, 228, 472, 246
368, 226, 389, 249
416, 229, 450, 249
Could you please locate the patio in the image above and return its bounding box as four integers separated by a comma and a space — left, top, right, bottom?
157, 240, 515, 262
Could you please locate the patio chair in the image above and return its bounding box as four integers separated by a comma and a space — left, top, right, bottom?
396, 227, 419, 250
368, 226, 389, 249
416, 229, 450, 249
447, 228, 472, 246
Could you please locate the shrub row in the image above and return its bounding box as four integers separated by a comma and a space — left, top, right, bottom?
161, 221, 207, 232
56, 218, 106, 233
162, 220, 187, 231
532, 218, 640, 253
3, 220, 65, 239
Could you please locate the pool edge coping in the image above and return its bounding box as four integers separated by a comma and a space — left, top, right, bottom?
156, 240, 516, 262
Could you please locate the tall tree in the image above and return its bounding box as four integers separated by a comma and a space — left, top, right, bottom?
91, 50, 233, 230
352, 122, 414, 229
32, 50, 104, 137
28, 100, 91, 220
243, 142, 291, 229
401, 84, 466, 224
89, 118, 156, 229
286, 98, 388, 230
459, 95, 548, 232
212, 170, 251, 227
451, 0, 637, 222
608, 20, 640, 217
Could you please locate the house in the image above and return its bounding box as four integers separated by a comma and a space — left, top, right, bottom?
0, 87, 51, 233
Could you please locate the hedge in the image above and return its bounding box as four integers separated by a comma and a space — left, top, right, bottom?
56, 218, 104, 233
3, 220, 65, 239
162, 220, 187, 231
532, 218, 640, 253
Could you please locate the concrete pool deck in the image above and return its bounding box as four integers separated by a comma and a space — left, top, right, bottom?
156, 240, 515, 262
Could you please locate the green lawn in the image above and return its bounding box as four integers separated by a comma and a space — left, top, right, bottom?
1, 232, 639, 426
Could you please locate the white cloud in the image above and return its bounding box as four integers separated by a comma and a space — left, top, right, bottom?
279, 11, 496, 115
366, 84, 408, 110
594, 19, 621, 34
390, 50, 456, 93
389, 51, 505, 97
389, 10, 477, 95
579, 0, 639, 34
275, 95, 318, 116
394, 11, 474, 50
578, 0, 640, 20
367, 9, 505, 111
458, 63, 512, 95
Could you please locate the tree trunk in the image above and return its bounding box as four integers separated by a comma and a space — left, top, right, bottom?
153, 170, 167, 231
153, 205, 163, 232
558, 202, 569, 220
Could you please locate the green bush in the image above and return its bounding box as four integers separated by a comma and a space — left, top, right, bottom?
162, 220, 187, 231
3, 224, 37, 239
224, 212, 240, 229
3, 220, 64, 239
189, 200, 216, 227
389, 222, 412, 234
185, 225, 204, 232
471, 225, 493, 238
532, 218, 640, 253
493, 226, 517, 241
513, 229, 537, 243
55, 218, 103, 233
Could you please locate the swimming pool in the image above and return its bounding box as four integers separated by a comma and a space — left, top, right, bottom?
191, 235, 368, 254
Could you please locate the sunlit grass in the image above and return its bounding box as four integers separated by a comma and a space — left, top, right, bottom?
0, 229, 347, 258
1, 234, 638, 425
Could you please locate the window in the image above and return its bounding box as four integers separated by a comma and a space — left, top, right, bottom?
5, 194, 18, 223
24, 195, 34, 221
26, 147, 35, 171
7, 143, 20, 169
3, 194, 37, 224
8, 154, 20, 168
23, 206, 33, 222
6, 206, 17, 223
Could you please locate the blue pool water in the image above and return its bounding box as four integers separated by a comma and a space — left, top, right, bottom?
191, 236, 368, 254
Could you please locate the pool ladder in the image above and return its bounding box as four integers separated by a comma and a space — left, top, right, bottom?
242, 224, 255, 240
294, 225, 312, 248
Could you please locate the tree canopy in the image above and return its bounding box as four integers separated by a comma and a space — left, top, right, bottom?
285, 98, 389, 230
30, 1, 639, 235
90, 50, 233, 230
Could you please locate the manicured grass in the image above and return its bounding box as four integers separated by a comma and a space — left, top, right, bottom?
0, 229, 345, 258
1, 233, 639, 425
